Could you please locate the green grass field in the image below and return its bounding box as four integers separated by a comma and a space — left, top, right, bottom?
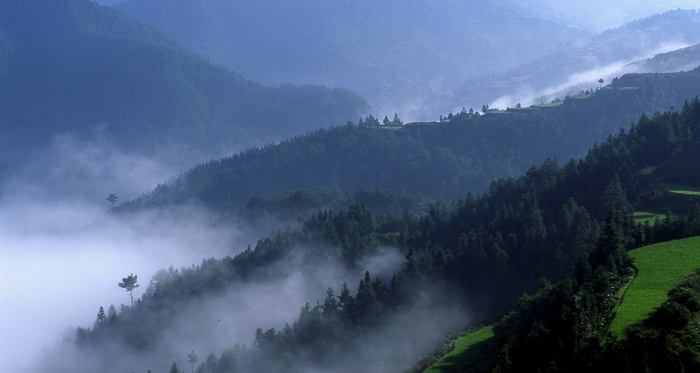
424, 327, 494, 372
608, 236, 700, 339
633, 211, 664, 224
661, 182, 700, 196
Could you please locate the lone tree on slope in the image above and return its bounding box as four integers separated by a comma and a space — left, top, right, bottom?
118, 273, 139, 307
106, 193, 118, 207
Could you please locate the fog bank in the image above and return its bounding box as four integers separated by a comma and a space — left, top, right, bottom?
0, 130, 238, 372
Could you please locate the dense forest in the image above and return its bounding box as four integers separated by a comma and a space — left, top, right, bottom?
0, 0, 368, 160
119, 66, 700, 215
59, 95, 700, 372
7, 2, 700, 372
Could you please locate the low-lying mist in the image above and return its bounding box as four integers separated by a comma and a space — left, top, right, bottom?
488, 40, 692, 110
1, 128, 465, 372
0, 129, 239, 372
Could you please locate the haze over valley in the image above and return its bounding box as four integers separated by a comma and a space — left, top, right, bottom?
3, 1, 700, 372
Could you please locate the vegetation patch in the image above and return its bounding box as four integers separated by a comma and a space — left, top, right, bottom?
633, 211, 664, 224
424, 326, 494, 372
532, 101, 564, 108
608, 236, 700, 338
661, 182, 700, 196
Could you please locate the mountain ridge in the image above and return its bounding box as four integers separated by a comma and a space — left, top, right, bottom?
0, 0, 368, 162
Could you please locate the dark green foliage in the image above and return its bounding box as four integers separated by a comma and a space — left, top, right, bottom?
75, 98, 700, 371
620, 272, 700, 372
238, 186, 431, 228
475, 208, 637, 372
122, 68, 700, 215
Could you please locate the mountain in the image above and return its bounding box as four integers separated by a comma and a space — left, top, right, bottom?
112, 0, 586, 119
45, 89, 700, 373
119, 67, 700, 215
629, 42, 700, 73
450, 9, 700, 110
0, 0, 368, 161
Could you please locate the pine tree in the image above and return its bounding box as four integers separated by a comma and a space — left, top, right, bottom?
337, 282, 350, 310
94, 306, 106, 328
118, 273, 140, 307
187, 350, 198, 373
322, 287, 338, 317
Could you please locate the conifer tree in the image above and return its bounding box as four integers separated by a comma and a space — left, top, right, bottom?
187, 350, 198, 373
94, 306, 106, 328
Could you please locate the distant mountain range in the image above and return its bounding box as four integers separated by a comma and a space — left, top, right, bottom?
110, 3, 700, 121
449, 9, 700, 111
112, 0, 587, 119
0, 0, 368, 162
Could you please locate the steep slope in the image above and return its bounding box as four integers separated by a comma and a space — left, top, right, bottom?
113, 0, 586, 118
0, 0, 368, 160
609, 236, 700, 338
52, 86, 700, 373
121, 67, 700, 213
416, 102, 700, 372
629, 42, 700, 73
451, 9, 700, 110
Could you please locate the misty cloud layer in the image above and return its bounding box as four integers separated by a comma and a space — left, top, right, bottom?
0, 130, 239, 372
0, 128, 455, 373
5, 2, 700, 372
488, 40, 692, 110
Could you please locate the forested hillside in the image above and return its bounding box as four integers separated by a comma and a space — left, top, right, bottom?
0, 0, 367, 160
120, 67, 700, 214
630, 42, 700, 73
52, 94, 700, 372
9, 2, 700, 372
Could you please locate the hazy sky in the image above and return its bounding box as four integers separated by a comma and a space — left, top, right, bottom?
99, 0, 698, 32
541, 0, 698, 30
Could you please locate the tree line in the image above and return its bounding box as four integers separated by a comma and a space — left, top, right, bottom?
73, 98, 700, 371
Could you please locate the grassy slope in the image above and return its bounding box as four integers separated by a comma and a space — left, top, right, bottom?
661, 182, 700, 196
426, 236, 700, 371
635, 182, 700, 223
633, 211, 665, 224
424, 327, 494, 373
609, 236, 700, 338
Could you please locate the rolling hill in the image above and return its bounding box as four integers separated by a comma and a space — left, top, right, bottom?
120, 67, 700, 214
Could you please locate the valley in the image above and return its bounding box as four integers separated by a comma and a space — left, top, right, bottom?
2, 1, 700, 372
